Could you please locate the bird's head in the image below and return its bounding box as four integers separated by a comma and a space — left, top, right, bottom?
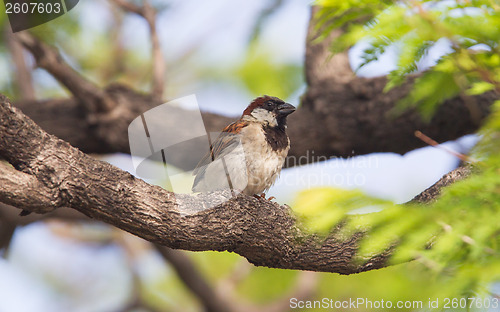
242, 95, 296, 128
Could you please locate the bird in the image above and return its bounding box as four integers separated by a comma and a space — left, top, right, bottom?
192, 95, 295, 198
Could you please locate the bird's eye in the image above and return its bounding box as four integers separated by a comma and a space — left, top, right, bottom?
265, 101, 273, 108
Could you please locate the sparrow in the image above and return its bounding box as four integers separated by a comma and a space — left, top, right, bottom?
192, 95, 296, 197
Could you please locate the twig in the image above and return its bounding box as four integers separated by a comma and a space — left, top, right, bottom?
249, 0, 284, 43
15, 32, 115, 113
155, 245, 232, 312
105, 4, 127, 80
5, 29, 35, 100
414, 130, 477, 163
111, 0, 165, 102
0, 212, 17, 258
116, 234, 163, 312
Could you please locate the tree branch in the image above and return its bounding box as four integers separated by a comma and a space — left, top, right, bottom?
0, 93, 479, 277
5, 29, 35, 100
410, 165, 473, 204
0, 161, 58, 212
111, 0, 165, 102
13, 88, 233, 166
155, 245, 232, 312
0, 93, 390, 274
0, 208, 17, 254
15, 32, 116, 113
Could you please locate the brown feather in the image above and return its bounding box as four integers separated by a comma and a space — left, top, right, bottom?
192, 120, 248, 175
222, 120, 248, 134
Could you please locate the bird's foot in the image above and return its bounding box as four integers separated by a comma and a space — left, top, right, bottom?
254, 193, 275, 201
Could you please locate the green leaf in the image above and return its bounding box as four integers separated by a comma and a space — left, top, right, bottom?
394, 67, 461, 120
293, 188, 394, 234
466, 81, 495, 95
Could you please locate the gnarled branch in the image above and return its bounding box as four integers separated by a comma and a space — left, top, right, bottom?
0, 93, 386, 274
0, 93, 475, 274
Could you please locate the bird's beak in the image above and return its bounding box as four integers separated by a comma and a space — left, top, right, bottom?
277, 103, 296, 116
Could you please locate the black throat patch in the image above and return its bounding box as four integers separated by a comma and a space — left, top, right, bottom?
263, 125, 288, 151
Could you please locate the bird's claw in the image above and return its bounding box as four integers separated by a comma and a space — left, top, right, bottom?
254, 193, 275, 201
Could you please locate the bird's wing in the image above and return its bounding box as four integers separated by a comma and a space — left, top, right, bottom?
192, 120, 248, 178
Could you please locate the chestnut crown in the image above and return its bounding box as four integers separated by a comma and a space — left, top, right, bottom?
243, 95, 295, 127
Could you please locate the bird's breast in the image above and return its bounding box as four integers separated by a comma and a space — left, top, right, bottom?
238, 123, 289, 195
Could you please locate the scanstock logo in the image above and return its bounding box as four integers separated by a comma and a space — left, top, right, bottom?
3, 0, 79, 32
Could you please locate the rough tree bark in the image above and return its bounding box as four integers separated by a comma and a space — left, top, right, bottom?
0, 92, 474, 275
0, 94, 390, 274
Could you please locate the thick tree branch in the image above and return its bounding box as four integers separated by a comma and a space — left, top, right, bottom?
13, 89, 233, 166
12, 83, 495, 170
0, 93, 478, 277
0, 94, 390, 274
13, 85, 160, 154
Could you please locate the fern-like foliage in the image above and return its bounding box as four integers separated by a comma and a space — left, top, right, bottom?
316, 0, 500, 118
